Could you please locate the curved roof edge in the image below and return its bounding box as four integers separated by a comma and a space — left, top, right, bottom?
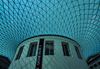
17, 34, 80, 48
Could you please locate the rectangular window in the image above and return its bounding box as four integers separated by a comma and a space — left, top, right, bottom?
74, 46, 82, 59
27, 42, 37, 57
45, 41, 54, 55
62, 42, 70, 56
15, 46, 24, 60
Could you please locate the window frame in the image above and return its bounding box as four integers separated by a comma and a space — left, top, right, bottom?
27, 42, 37, 57
15, 46, 24, 60
74, 45, 82, 59
45, 41, 54, 55
62, 42, 70, 56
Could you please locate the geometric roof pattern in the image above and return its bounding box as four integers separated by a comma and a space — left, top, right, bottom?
0, 0, 100, 61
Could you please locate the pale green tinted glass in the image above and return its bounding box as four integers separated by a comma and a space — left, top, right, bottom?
0, 0, 100, 61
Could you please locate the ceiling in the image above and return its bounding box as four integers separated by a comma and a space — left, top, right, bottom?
0, 0, 100, 61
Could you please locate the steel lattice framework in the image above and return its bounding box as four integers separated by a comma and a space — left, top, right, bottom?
0, 0, 100, 61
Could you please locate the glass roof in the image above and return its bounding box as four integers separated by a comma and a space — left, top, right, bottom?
0, 0, 100, 61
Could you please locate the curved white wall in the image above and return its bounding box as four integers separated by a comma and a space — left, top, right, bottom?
9, 36, 89, 69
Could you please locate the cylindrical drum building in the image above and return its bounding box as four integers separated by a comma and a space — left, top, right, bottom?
9, 35, 89, 69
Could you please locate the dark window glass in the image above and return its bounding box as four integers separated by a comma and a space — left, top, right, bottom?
74, 46, 82, 59
45, 43, 49, 55
90, 66, 93, 69
98, 62, 100, 65
15, 46, 24, 60
45, 41, 54, 55
27, 42, 37, 57
94, 64, 97, 67
62, 42, 70, 56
